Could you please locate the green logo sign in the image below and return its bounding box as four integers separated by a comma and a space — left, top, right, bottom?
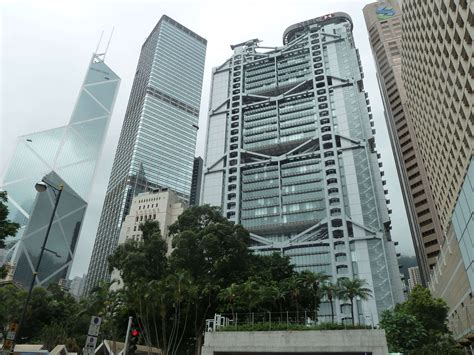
376, 6, 395, 20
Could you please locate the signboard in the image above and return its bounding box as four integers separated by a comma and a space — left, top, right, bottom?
83, 316, 101, 355
376, 6, 396, 20
1, 323, 18, 354
87, 316, 102, 337
85, 335, 98, 350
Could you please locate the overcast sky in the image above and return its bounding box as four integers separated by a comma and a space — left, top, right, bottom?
1, 0, 415, 278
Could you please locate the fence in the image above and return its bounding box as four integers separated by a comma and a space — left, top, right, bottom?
205, 311, 375, 332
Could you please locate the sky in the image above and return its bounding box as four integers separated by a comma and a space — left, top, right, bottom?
0, 0, 415, 278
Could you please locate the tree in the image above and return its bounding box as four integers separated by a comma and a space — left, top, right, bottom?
236, 280, 260, 314
218, 284, 239, 319
169, 205, 253, 354
380, 285, 462, 354
298, 271, 329, 319
0, 191, 20, 278
108, 220, 168, 286
337, 278, 372, 325
0, 284, 25, 330
399, 285, 449, 334
320, 282, 339, 323
274, 283, 288, 315
380, 309, 427, 353
283, 276, 302, 321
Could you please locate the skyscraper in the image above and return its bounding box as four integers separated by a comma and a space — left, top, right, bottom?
401, 0, 473, 237
202, 13, 404, 324
190, 157, 203, 206
0, 53, 120, 287
363, 1, 442, 283
401, 0, 473, 346
85, 15, 207, 294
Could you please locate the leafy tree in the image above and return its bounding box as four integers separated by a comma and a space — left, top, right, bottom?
380, 285, 462, 354
380, 309, 427, 352
0, 284, 25, 333
108, 220, 168, 286
399, 285, 449, 334
168, 205, 253, 353
0, 191, 20, 278
337, 278, 372, 325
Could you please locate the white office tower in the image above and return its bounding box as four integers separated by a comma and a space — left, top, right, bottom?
201, 13, 404, 324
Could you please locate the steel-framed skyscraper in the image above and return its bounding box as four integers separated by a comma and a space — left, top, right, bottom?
85, 15, 207, 294
201, 13, 403, 323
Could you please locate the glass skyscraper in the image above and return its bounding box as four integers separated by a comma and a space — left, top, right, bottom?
202, 13, 404, 324
0, 53, 120, 287
84, 15, 207, 294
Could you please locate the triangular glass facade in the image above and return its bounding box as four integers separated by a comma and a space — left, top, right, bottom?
0, 54, 120, 287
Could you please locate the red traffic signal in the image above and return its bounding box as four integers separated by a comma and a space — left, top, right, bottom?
131, 329, 140, 337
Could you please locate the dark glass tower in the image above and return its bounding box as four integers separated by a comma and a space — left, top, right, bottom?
190, 157, 203, 206
85, 16, 207, 293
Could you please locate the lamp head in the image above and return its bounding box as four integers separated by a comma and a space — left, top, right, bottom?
35, 181, 48, 193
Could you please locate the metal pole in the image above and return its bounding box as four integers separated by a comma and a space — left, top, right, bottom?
123, 316, 133, 355
13, 184, 63, 346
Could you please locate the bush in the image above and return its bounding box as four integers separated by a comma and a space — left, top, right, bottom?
217, 322, 372, 332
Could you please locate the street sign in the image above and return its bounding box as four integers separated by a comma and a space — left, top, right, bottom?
87, 316, 102, 337
85, 335, 98, 350
2, 323, 18, 353
83, 315, 101, 355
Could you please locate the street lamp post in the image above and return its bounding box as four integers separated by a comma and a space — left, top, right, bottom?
12, 180, 63, 348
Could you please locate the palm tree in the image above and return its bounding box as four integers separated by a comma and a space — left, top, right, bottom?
274, 283, 288, 315
238, 280, 260, 314
298, 270, 330, 318
218, 283, 238, 319
337, 278, 372, 325
284, 276, 302, 321
320, 282, 339, 323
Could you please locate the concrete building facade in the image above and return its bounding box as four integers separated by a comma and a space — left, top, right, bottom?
407, 266, 421, 292
401, 0, 473, 234
430, 159, 474, 346
110, 188, 186, 290
401, 0, 473, 347
202, 330, 389, 355
201, 13, 404, 324
85, 16, 206, 294
363, 0, 444, 282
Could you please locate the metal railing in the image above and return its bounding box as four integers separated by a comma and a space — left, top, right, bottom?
205, 311, 375, 332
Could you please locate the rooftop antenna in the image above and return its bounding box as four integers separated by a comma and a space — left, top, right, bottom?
95, 30, 104, 54
103, 27, 115, 61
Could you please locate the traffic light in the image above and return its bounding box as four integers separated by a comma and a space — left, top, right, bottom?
128, 327, 140, 354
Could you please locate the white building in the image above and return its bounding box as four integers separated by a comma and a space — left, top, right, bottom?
69, 275, 86, 299
111, 188, 186, 290
407, 266, 421, 292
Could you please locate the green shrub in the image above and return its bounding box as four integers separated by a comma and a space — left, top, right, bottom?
217, 322, 372, 332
